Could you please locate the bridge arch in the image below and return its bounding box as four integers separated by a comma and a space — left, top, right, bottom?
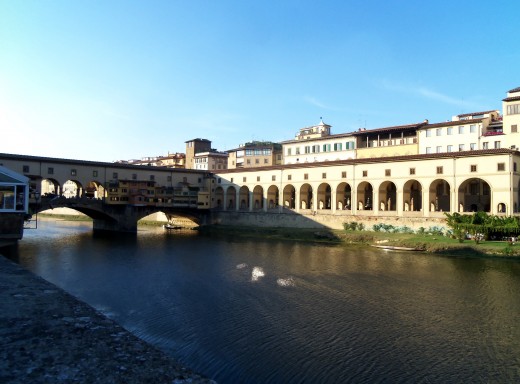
63, 179, 83, 198
41, 178, 61, 197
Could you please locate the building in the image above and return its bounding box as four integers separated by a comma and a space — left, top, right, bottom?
185, 138, 213, 170
0, 165, 29, 242
282, 120, 357, 164
227, 141, 282, 169
193, 151, 229, 171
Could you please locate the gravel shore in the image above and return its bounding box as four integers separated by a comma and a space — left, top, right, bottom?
0, 254, 215, 384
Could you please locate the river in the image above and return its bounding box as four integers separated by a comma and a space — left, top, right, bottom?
11, 220, 520, 383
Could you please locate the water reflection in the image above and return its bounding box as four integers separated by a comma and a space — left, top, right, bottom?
13, 220, 520, 383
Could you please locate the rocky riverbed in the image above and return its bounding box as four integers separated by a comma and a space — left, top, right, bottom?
0, 255, 215, 384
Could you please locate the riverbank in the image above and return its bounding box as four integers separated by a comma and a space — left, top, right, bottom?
199, 225, 520, 259
0, 254, 215, 384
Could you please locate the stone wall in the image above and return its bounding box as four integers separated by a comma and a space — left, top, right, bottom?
211, 211, 448, 231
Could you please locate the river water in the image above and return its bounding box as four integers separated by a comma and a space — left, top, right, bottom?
11, 220, 520, 383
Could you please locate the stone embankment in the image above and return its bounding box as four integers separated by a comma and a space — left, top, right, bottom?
0, 255, 215, 384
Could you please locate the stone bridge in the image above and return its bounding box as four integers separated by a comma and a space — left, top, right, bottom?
33, 196, 210, 232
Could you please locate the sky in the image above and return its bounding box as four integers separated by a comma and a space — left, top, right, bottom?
1, 0, 519, 162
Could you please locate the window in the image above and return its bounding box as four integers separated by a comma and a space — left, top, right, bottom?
322, 173, 326, 179
167, 176, 172, 182
247, 159, 251, 165
243, 177, 247, 182
515, 163, 518, 172
113, 172, 118, 179
296, 148, 300, 155
426, 129, 432, 137
47, 167, 54, 175
272, 175, 276, 181
494, 141, 501, 149
183, 177, 188, 183
150, 175, 155, 181
436, 128, 442, 136
385, 169, 391, 176
257, 176, 260, 182
23, 165, 29, 173
71, 169, 77, 176
447, 127, 453, 135
132, 174, 137, 180
287, 175, 292, 181
483, 142, 489, 150
507, 103, 520, 115
470, 165, 477, 172
287, 148, 292, 156
304, 173, 308, 180
363, 170, 368, 177
341, 171, 347, 178
305, 146, 310, 154
459, 144, 465, 151
255, 159, 259, 164
447, 145, 453, 152
512, 124, 518, 133
264, 159, 268, 164
230, 177, 234, 183
409, 168, 416, 175
93, 170, 98, 177
436, 146, 442, 153
470, 125, 477, 133
334, 143, 342, 151
470, 143, 476, 150
426, 147, 432, 154
436, 166, 443, 174
498, 163, 505, 171
458, 126, 464, 134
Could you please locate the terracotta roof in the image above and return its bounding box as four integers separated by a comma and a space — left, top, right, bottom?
508, 87, 520, 93
351, 122, 426, 136
422, 118, 484, 129
216, 148, 516, 174
280, 132, 354, 144
503, 95, 520, 102
456, 110, 497, 118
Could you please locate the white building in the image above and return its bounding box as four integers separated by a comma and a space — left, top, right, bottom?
282, 120, 356, 164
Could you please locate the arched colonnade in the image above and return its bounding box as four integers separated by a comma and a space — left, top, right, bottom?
213, 177, 505, 215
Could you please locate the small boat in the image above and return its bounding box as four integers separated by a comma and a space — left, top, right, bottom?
163, 223, 182, 230
371, 245, 421, 251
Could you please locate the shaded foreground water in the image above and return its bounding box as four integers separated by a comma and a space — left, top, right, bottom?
13, 220, 520, 383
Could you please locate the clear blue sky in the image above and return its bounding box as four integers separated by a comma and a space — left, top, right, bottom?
1, 0, 518, 161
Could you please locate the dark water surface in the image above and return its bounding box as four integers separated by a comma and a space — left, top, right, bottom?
13, 220, 520, 383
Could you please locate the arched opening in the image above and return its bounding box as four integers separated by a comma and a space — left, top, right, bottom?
227, 186, 237, 210
253, 185, 263, 210
283, 185, 295, 209
300, 183, 313, 210
458, 178, 491, 212
267, 185, 279, 209
63, 180, 83, 198
403, 179, 422, 211
85, 181, 105, 199
336, 182, 352, 210
497, 202, 506, 213
357, 182, 373, 210
239, 186, 250, 210
429, 179, 451, 212
41, 178, 61, 197
317, 183, 331, 210
214, 186, 224, 209
378, 181, 397, 211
